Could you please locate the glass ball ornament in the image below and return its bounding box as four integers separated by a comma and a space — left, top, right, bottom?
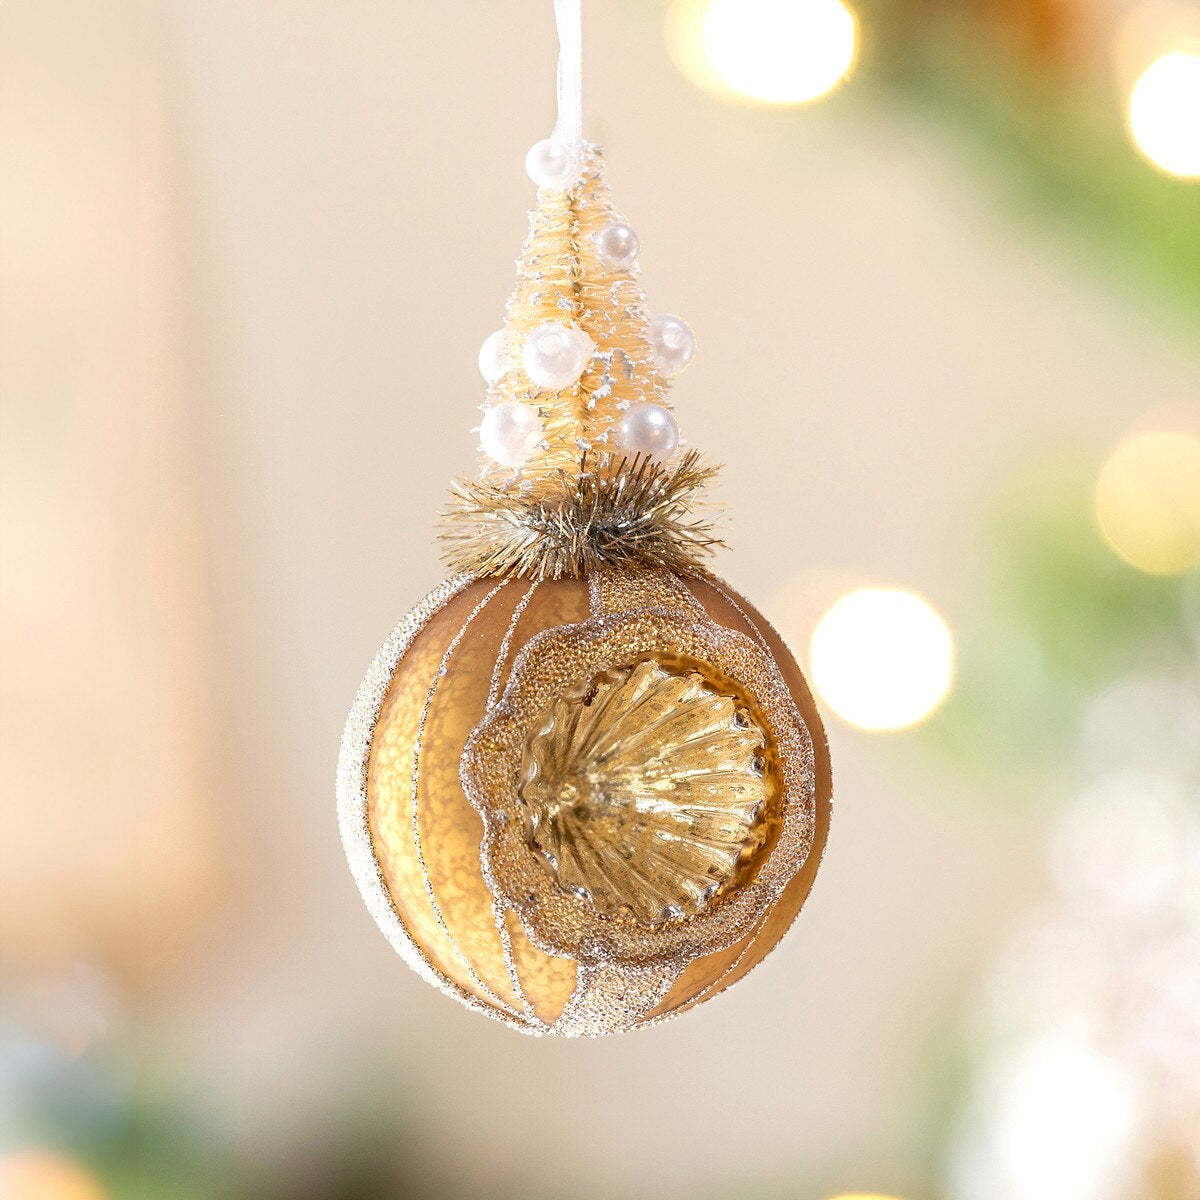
521, 321, 595, 391
649, 313, 696, 377
479, 401, 543, 468
338, 566, 831, 1037
597, 221, 639, 269
478, 330, 508, 384
615, 402, 679, 459
525, 138, 582, 190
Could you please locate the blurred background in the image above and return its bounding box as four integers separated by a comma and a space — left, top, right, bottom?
2, 1, 1199, 1197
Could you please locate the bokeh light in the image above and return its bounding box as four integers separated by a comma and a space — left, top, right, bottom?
1135, 932, 1200, 1095
1128, 50, 1200, 177
825, 1195, 907, 1200
1079, 674, 1200, 779
983, 919, 1111, 1040
0, 1151, 106, 1200
667, 0, 857, 105
1048, 772, 1185, 917
1095, 429, 1200, 574
951, 1040, 1140, 1200
809, 587, 954, 731
11, 963, 115, 1060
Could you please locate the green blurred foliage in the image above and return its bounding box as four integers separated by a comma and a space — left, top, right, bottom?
921, 458, 1195, 796
0, 1028, 462, 1200
860, 1, 1200, 318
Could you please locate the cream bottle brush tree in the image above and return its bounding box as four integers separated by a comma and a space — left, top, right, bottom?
443, 140, 716, 582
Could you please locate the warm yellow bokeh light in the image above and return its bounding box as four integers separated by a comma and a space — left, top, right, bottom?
1128, 50, 1200, 177
810, 588, 954, 732
0, 1152, 107, 1200
825, 1195, 907, 1200
1095, 429, 1200, 575
667, 0, 857, 105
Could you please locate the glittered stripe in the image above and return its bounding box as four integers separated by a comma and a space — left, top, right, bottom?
487, 580, 540, 709
484, 580, 545, 1025
646, 907, 775, 1028
410, 580, 521, 1016
588, 564, 704, 618
551, 959, 680, 1038
699, 576, 774, 655
493, 899, 542, 1027
337, 576, 539, 1033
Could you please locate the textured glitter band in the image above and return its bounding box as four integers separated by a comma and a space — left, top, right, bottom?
337, 574, 535, 1033
461, 565, 817, 1035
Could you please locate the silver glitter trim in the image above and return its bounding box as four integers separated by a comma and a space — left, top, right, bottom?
410, 581, 519, 1015
484, 580, 549, 1028
640, 906, 773, 1032
335, 574, 539, 1034
551, 960, 679, 1037
487, 581, 539, 709
493, 896, 543, 1027
703, 576, 774, 655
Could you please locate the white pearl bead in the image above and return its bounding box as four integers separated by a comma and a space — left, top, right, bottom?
597, 221, 639, 269
480, 401, 543, 468
525, 139, 582, 190
615, 403, 679, 460
478, 330, 507, 384
649, 313, 696, 377
522, 321, 595, 391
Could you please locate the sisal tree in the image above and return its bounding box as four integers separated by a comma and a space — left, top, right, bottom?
442, 145, 718, 580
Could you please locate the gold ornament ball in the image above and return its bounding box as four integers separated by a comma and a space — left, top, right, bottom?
338, 565, 831, 1036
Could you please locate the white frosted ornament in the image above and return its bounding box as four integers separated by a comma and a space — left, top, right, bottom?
522, 321, 595, 391
478, 330, 508, 384
525, 138, 582, 190
597, 221, 639, 269
616, 402, 679, 459
480, 401, 543, 468
649, 313, 696, 377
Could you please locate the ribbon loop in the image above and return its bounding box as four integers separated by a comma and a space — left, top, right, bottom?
551, 0, 583, 149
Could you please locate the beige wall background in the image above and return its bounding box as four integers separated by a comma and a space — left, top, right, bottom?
3, 1, 1199, 1196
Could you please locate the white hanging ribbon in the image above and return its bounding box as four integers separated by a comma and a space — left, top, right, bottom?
550, 0, 583, 149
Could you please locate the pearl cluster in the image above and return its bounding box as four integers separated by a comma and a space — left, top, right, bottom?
476, 142, 697, 470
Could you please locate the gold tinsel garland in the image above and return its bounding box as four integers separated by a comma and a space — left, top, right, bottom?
441, 451, 723, 580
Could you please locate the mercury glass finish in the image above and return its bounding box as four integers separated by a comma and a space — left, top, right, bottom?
519, 659, 778, 924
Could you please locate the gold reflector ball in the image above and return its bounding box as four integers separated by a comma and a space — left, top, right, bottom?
339, 567, 830, 1037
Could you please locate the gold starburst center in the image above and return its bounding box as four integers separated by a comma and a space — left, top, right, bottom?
517, 658, 780, 925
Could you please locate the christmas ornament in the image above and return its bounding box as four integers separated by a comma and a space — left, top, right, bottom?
338, 0, 831, 1037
